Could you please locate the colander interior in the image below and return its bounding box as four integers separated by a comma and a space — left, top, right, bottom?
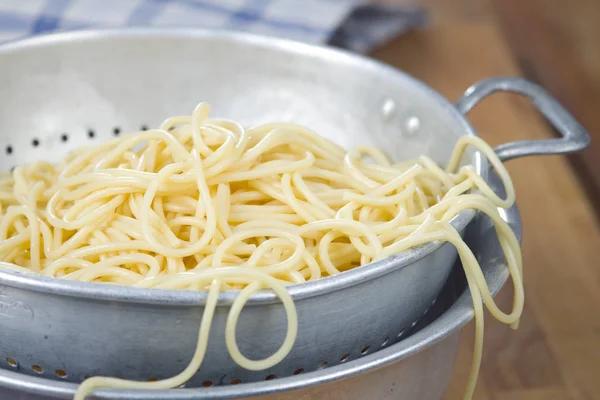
0, 30, 482, 173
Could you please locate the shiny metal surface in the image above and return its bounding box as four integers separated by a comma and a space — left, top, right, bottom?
0, 29, 588, 395
0, 171, 522, 399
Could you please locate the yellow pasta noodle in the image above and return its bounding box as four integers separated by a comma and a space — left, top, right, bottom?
0, 103, 522, 400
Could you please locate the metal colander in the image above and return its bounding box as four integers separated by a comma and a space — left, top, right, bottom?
0, 29, 589, 398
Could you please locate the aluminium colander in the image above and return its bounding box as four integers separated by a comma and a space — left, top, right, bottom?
0, 29, 589, 396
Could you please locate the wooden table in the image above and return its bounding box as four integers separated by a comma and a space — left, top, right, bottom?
371, 1, 600, 399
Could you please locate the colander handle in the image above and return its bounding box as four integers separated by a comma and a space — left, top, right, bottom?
455, 77, 590, 162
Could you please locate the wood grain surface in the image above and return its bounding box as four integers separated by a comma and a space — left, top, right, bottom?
370, 1, 600, 399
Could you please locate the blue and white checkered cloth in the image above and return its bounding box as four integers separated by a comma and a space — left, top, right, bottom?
0, 0, 427, 53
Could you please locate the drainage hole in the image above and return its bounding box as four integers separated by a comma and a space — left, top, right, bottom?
61, 133, 69, 142
32, 138, 40, 147
147, 377, 158, 382
140, 124, 149, 131
381, 337, 390, 347
361, 345, 371, 355
55, 369, 68, 378
6, 357, 18, 368
6, 146, 12, 155
201, 380, 213, 387
265, 374, 276, 381
230, 378, 241, 385
293, 368, 304, 375
317, 361, 327, 370
340, 354, 350, 363
32, 365, 44, 374
113, 127, 121, 136
397, 329, 405, 338
88, 129, 95, 138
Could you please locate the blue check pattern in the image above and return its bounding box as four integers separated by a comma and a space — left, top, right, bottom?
0, 0, 427, 52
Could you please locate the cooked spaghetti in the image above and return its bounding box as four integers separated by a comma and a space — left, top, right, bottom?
0, 103, 523, 400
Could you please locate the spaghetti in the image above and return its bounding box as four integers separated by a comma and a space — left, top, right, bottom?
0, 103, 523, 400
